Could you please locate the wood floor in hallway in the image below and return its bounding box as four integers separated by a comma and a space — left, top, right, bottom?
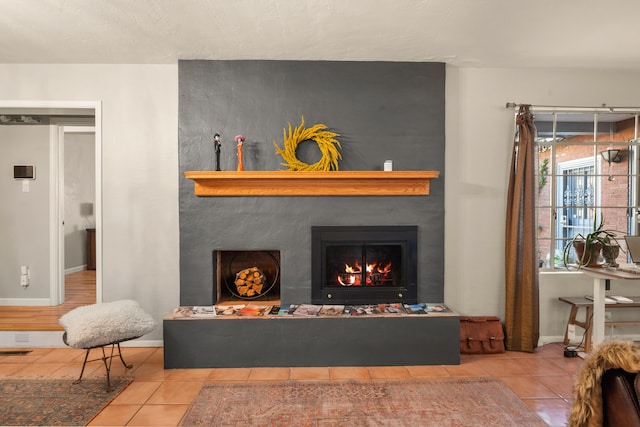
0, 270, 95, 331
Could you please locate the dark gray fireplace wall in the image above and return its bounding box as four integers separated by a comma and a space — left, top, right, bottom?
179, 60, 445, 305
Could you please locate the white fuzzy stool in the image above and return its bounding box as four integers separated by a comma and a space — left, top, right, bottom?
59, 299, 156, 389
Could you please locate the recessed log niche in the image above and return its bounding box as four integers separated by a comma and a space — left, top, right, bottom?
214, 250, 281, 304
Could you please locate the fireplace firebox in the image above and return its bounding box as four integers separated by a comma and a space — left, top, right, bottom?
311, 226, 417, 305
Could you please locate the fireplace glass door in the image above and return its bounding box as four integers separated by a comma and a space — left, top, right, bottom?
325, 243, 402, 288
312, 226, 417, 305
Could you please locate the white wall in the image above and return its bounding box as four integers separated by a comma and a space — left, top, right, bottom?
445, 66, 640, 344
2, 63, 640, 346
0, 64, 179, 342
0, 125, 50, 302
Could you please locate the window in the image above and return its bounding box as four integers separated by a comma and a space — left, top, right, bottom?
534, 110, 640, 269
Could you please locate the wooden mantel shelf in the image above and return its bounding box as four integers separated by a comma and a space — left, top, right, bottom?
184, 171, 439, 197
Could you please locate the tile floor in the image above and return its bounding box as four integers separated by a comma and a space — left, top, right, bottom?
0, 342, 581, 426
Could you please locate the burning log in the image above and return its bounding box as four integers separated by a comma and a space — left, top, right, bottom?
235, 266, 266, 297
337, 260, 394, 286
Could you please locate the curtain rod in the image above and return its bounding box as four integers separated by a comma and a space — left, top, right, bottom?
505, 102, 640, 113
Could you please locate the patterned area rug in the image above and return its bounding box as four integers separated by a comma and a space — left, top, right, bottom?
0, 378, 131, 426
182, 378, 545, 426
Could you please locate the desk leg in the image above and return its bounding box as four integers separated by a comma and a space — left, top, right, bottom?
591, 277, 607, 348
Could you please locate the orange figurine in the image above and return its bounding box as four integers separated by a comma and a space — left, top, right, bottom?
235, 134, 245, 171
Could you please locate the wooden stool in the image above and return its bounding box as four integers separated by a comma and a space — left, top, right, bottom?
561, 299, 593, 352
559, 296, 640, 353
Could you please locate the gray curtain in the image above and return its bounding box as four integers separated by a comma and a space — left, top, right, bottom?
504, 105, 540, 352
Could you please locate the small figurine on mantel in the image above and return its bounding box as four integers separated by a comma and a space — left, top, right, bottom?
235, 134, 245, 171
213, 133, 222, 171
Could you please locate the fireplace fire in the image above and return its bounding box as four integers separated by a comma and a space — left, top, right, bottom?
339, 262, 392, 285
337, 259, 393, 287
312, 226, 417, 304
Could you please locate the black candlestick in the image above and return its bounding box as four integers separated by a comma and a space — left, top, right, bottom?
214, 133, 222, 171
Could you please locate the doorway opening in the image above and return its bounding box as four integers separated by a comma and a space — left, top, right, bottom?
0, 101, 102, 309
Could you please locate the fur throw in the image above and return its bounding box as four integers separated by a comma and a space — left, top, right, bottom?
568, 340, 640, 427
59, 299, 156, 349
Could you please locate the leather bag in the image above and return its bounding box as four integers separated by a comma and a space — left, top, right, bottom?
459, 316, 505, 354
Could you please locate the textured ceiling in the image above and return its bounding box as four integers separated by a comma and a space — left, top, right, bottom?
1, 0, 639, 69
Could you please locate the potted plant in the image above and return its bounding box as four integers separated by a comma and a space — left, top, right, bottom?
602, 242, 621, 267
563, 216, 622, 268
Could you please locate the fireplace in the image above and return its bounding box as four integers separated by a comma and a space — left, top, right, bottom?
311, 226, 417, 305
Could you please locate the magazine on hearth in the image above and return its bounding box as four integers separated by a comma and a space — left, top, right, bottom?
214, 304, 246, 316
424, 303, 452, 313
319, 305, 345, 316
291, 304, 322, 316
403, 303, 452, 314
268, 305, 280, 315
173, 306, 217, 318
277, 304, 297, 316
236, 304, 272, 316
344, 305, 379, 316
403, 303, 431, 315
376, 303, 406, 314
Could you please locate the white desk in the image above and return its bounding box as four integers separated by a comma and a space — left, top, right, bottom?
579, 265, 640, 349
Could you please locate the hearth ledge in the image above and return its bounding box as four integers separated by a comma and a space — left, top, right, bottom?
184, 171, 439, 196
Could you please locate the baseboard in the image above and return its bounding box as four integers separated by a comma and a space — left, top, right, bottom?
539, 334, 640, 348
0, 331, 65, 347
0, 331, 163, 348
0, 298, 52, 306
64, 265, 87, 275
538, 335, 565, 346
121, 339, 164, 347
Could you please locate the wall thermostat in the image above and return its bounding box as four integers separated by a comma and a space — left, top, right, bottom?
14, 165, 35, 179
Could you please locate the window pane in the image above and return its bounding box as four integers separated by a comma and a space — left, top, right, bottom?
536, 151, 551, 206
600, 142, 630, 183
533, 110, 640, 269
597, 113, 637, 143
537, 207, 553, 268
554, 167, 596, 240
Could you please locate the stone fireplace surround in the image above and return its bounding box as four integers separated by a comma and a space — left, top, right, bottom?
165, 60, 459, 368
166, 177, 461, 368
178, 61, 446, 307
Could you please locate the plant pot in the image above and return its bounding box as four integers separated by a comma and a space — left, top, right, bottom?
573, 241, 603, 267
601, 244, 620, 267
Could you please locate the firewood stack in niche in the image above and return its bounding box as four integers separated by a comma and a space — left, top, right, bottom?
234, 267, 266, 297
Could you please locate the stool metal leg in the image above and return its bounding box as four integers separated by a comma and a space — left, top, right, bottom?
100, 345, 115, 390
116, 342, 133, 369
72, 341, 135, 390
73, 348, 91, 385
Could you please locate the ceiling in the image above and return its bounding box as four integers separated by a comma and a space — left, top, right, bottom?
1, 0, 640, 69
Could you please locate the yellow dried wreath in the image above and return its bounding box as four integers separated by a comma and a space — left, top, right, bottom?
273, 116, 342, 171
